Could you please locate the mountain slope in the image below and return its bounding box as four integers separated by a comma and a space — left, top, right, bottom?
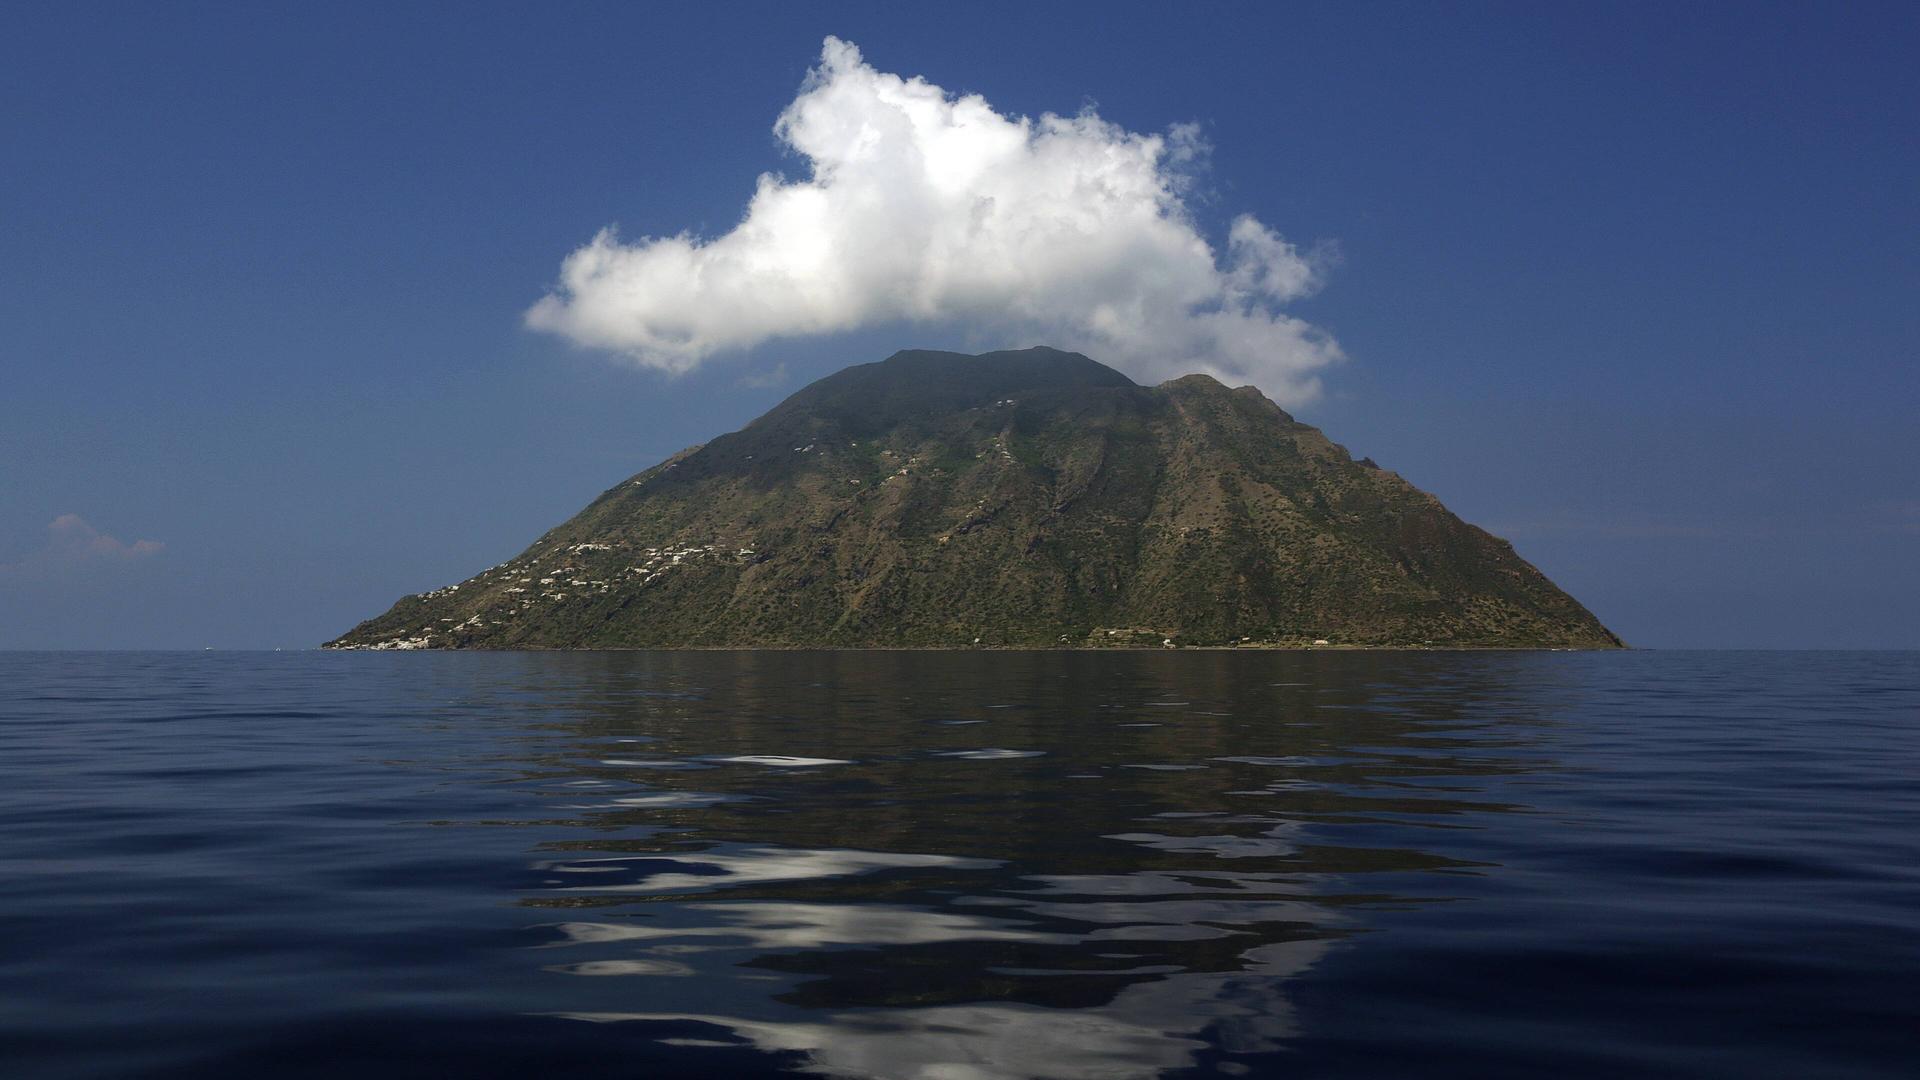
327, 347, 1621, 649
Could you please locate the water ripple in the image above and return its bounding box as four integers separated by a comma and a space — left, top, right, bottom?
1, 649, 1915, 1079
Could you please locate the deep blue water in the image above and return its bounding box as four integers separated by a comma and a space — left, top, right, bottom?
1, 650, 1916, 1079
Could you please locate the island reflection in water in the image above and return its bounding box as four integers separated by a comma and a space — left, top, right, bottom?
482, 649, 1572, 1076
4, 649, 1915, 1079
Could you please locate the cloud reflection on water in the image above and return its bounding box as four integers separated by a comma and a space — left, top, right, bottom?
501, 649, 1558, 1078
555, 937, 1328, 1080
541, 847, 997, 894
550, 902, 1072, 951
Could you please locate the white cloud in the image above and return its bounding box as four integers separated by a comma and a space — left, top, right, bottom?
0, 514, 163, 578
733, 362, 790, 390
526, 37, 1342, 404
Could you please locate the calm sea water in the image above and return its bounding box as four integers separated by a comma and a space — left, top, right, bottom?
1, 650, 1916, 1079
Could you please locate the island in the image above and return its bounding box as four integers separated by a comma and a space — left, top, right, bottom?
327, 347, 1621, 650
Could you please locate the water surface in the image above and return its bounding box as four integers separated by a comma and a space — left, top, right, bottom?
2, 650, 1916, 1078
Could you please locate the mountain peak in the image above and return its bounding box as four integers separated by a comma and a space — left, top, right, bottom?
1159, 371, 1226, 390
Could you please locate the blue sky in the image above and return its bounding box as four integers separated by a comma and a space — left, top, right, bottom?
2, 1, 1915, 649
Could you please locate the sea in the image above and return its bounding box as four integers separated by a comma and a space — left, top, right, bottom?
1, 649, 1916, 1079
